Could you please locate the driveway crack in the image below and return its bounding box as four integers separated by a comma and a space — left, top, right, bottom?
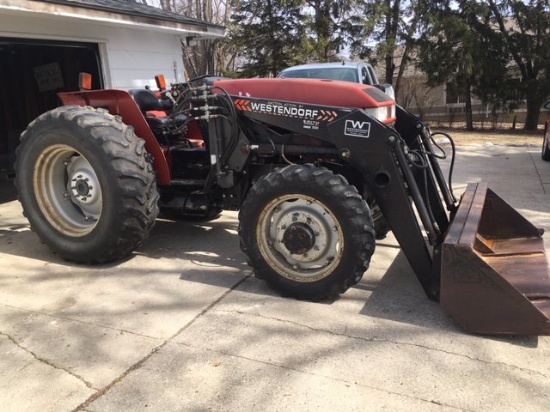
71, 273, 251, 411
221, 310, 550, 379
176, 340, 474, 412
1, 331, 96, 389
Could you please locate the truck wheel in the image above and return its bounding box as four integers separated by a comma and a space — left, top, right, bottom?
15, 106, 159, 264
543, 124, 550, 161
239, 164, 376, 300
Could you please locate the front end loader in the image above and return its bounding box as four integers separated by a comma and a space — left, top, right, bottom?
14, 75, 550, 335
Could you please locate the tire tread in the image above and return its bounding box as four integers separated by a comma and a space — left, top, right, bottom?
15, 106, 159, 264
239, 164, 375, 301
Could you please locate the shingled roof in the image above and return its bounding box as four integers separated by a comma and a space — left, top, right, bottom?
36, 0, 224, 31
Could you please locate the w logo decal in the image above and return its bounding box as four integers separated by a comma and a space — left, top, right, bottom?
344, 120, 371, 138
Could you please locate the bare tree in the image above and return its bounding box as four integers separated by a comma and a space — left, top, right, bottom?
140, 0, 233, 77
177, 0, 233, 77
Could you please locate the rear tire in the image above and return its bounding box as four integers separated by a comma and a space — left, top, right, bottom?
542, 124, 550, 161
239, 164, 375, 300
15, 106, 159, 264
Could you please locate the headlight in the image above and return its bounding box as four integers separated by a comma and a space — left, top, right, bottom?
365, 105, 396, 124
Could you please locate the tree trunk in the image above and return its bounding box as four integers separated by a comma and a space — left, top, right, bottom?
464, 79, 474, 131
383, 0, 400, 85
524, 96, 543, 131
395, 0, 423, 97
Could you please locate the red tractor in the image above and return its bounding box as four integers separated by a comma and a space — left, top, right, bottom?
15, 75, 550, 335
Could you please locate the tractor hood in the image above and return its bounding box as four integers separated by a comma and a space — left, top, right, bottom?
214, 78, 396, 124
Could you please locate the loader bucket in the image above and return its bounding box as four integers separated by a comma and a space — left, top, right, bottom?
441, 183, 550, 335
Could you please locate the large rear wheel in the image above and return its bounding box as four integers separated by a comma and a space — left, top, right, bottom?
239, 164, 375, 300
15, 106, 159, 263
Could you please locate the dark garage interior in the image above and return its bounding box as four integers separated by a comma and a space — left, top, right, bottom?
0, 38, 103, 177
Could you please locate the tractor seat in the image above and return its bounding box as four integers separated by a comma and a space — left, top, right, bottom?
129, 89, 173, 113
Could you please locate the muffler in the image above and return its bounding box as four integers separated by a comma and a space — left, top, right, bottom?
441, 183, 550, 335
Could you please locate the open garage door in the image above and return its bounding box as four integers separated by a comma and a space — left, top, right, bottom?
0, 38, 103, 175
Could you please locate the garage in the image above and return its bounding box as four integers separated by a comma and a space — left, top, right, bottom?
0, 38, 103, 173
0, 0, 224, 175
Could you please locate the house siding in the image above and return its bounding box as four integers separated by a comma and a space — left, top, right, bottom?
0, 8, 187, 89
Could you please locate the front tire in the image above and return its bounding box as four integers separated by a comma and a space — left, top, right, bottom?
239, 164, 375, 300
15, 106, 159, 263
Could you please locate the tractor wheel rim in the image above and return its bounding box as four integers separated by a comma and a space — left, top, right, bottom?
257, 195, 344, 282
34, 144, 102, 237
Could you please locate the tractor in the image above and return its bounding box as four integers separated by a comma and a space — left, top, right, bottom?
14, 74, 550, 335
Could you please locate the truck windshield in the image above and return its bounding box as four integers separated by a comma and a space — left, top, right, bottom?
280, 68, 359, 83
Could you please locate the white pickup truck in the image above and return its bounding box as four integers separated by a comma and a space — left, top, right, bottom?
277, 61, 395, 99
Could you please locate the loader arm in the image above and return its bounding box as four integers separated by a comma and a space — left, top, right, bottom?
327, 110, 550, 335
325, 109, 443, 298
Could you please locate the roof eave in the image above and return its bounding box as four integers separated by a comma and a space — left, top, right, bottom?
0, 0, 225, 39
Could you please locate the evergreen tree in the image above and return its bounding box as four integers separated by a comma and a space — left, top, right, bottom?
487, 0, 550, 130
228, 0, 306, 77
418, 1, 477, 129
303, 0, 355, 62
468, 2, 520, 128
419, 0, 549, 130
417, 0, 523, 130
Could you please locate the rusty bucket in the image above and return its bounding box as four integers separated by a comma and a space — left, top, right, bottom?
441, 183, 550, 335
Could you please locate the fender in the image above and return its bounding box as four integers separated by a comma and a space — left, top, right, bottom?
58, 89, 171, 185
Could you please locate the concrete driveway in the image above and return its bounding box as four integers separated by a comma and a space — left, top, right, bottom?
1, 145, 549, 412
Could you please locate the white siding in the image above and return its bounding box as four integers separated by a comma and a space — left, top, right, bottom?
0, 9, 187, 89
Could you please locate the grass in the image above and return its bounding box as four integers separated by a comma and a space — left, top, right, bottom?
428, 126, 544, 147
